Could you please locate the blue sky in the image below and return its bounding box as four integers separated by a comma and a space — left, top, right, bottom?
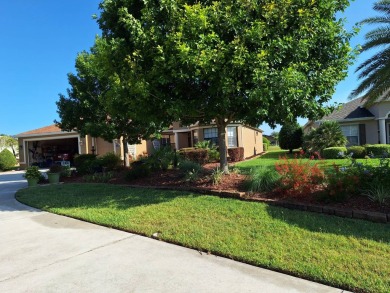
0, 0, 377, 136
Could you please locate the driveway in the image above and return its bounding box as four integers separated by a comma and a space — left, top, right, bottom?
0, 171, 348, 293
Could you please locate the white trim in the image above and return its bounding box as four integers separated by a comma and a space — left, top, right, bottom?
326, 117, 376, 123
22, 134, 80, 142
16, 131, 77, 138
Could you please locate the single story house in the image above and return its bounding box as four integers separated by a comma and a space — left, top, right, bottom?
303, 97, 390, 146
16, 122, 263, 168
160, 121, 263, 158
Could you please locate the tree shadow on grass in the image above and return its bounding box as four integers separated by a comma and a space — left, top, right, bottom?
15, 184, 198, 211
265, 204, 390, 244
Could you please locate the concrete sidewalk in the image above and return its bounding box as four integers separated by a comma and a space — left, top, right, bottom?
0, 171, 349, 293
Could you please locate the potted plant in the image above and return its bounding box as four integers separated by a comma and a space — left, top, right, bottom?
23, 166, 42, 187
47, 164, 63, 184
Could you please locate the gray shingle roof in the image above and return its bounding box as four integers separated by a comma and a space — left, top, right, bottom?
322, 97, 375, 121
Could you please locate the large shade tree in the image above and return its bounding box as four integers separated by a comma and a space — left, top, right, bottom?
59, 0, 355, 172
350, 0, 390, 106
94, 0, 355, 172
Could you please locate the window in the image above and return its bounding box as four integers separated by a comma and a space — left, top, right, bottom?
341, 125, 359, 146
227, 127, 238, 147
203, 128, 218, 145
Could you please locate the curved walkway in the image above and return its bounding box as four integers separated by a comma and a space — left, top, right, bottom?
0, 171, 348, 293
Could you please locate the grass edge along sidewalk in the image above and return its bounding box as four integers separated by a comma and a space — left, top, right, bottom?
16, 184, 390, 293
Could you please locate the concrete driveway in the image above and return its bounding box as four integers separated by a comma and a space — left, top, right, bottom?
0, 171, 348, 293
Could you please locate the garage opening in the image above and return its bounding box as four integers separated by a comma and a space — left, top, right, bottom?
27, 137, 79, 167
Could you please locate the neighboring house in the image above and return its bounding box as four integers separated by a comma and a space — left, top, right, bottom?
303, 97, 390, 146
16, 122, 263, 169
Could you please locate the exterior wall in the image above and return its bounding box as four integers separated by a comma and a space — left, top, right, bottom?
368, 101, 390, 118
240, 126, 263, 158
365, 120, 380, 144
95, 137, 114, 156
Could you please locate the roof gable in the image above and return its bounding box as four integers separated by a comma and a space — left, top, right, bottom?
322, 97, 375, 121
16, 124, 75, 137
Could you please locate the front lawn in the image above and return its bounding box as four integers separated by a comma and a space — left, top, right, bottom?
16, 184, 390, 293
236, 148, 381, 172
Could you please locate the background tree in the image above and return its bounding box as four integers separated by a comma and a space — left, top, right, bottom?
0, 135, 18, 157
270, 131, 279, 146
62, 0, 355, 172
302, 121, 347, 154
56, 46, 160, 166
279, 123, 303, 153
350, 0, 390, 106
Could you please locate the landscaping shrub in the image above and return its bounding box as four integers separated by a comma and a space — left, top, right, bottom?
246, 166, 281, 193
279, 122, 303, 153
144, 147, 175, 171
211, 167, 224, 185
0, 149, 17, 171
73, 154, 98, 175
275, 154, 325, 196
195, 141, 220, 162
322, 147, 347, 159
362, 178, 390, 205
83, 172, 114, 183
325, 165, 361, 201
263, 137, 270, 149
228, 147, 244, 162
178, 160, 202, 173
365, 144, 390, 157
125, 164, 151, 181
98, 152, 121, 171
303, 121, 347, 154
179, 148, 208, 165
346, 146, 366, 159
263, 143, 268, 152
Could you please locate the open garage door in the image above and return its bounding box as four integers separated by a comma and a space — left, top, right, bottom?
25, 137, 79, 167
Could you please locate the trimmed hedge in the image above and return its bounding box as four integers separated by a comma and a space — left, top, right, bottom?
0, 149, 17, 171
228, 147, 244, 162
346, 146, 366, 159
322, 147, 347, 159
73, 154, 98, 175
179, 148, 208, 165
365, 144, 390, 157
263, 143, 268, 152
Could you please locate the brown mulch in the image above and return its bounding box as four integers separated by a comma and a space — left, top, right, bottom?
61, 164, 390, 215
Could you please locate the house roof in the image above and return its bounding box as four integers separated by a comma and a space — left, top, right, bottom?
16, 124, 76, 137
322, 97, 375, 121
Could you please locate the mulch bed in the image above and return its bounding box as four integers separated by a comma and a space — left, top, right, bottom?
61, 163, 390, 216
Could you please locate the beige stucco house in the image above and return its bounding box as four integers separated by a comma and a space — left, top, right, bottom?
16, 122, 263, 168
161, 122, 263, 159
304, 98, 390, 145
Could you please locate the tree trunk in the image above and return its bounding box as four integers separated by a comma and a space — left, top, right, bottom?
123, 138, 130, 167
216, 119, 229, 174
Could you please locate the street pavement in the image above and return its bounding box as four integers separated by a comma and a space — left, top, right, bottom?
0, 171, 349, 293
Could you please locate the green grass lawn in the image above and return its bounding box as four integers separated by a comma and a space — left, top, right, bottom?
236, 148, 381, 172
16, 184, 390, 293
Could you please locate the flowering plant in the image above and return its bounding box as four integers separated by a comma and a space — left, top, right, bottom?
275, 151, 325, 196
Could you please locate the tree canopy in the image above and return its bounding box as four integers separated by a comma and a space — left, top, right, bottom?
58, 0, 355, 171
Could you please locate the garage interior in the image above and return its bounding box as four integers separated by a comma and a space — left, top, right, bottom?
26, 137, 79, 167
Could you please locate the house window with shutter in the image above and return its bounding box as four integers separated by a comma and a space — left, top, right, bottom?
341, 125, 359, 146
